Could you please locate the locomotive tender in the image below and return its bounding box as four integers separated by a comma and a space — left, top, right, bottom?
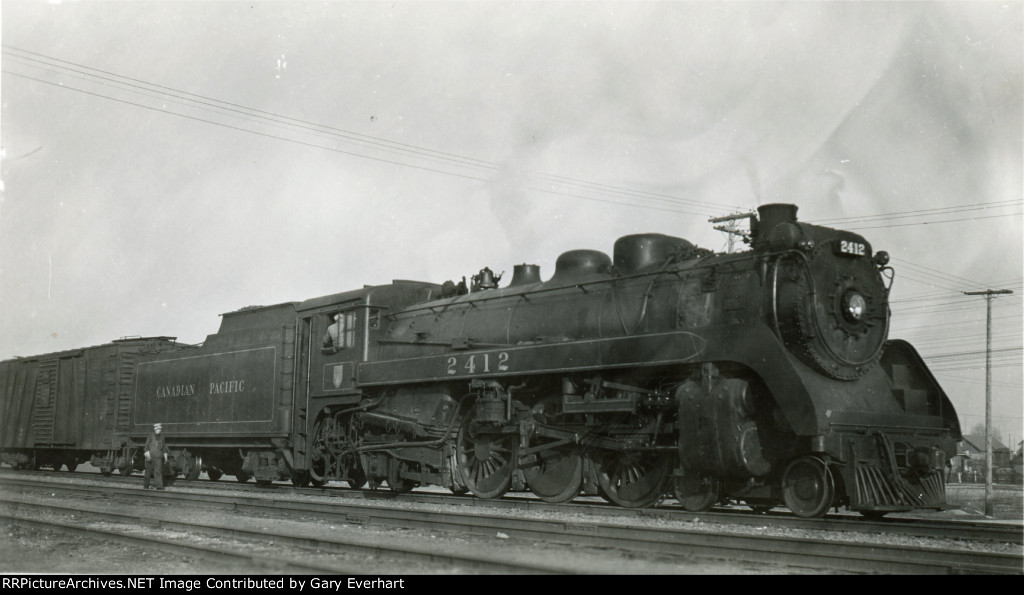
0, 204, 961, 518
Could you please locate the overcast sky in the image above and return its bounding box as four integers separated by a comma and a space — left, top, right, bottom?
2, 1, 1021, 444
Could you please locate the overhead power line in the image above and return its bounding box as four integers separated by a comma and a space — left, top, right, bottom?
1, 45, 740, 217
840, 212, 1022, 231
810, 200, 1023, 226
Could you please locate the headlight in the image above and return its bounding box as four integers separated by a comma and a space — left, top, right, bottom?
843, 292, 867, 322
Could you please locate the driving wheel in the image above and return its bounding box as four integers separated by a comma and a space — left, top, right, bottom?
522, 398, 583, 503
456, 406, 516, 499
590, 450, 670, 508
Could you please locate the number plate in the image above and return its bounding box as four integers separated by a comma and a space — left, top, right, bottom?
836, 239, 868, 257
446, 351, 510, 376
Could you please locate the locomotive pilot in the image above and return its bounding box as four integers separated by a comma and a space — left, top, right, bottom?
144, 423, 169, 490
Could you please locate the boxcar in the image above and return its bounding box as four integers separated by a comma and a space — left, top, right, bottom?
0, 337, 189, 474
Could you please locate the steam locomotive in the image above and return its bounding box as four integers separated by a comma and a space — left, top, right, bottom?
0, 204, 961, 518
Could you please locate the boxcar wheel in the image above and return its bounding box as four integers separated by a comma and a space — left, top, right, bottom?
184, 454, 202, 481
207, 468, 223, 481
17, 457, 39, 471
235, 470, 250, 483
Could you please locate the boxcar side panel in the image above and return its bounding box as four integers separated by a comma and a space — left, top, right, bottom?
13, 364, 32, 447
0, 361, 33, 448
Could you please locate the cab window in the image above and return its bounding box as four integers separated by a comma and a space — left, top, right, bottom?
322, 311, 356, 353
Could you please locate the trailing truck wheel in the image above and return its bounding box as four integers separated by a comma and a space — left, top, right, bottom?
235, 470, 250, 483
346, 467, 367, 489
387, 458, 416, 494
207, 468, 223, 481
673, 471, 720, 512
782, 456, 835, 518
290, 470, 311, 487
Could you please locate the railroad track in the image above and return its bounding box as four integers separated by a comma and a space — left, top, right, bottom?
1, 496, 564, 574
2, 474, 1021, 574
3, 469, 1018, 546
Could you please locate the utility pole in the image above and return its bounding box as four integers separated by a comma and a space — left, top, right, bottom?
709, 212, 754, 253
963, 288, 1013, 516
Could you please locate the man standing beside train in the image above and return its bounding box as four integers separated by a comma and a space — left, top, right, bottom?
144, 422, 169, 490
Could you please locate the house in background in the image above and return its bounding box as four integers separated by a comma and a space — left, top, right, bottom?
950, 434, 1013, 483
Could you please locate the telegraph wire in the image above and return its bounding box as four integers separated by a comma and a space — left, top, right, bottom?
810, 200, 1023, 225
2, 70, 497, 183
3, 45, 498, 171
2, 46, 733, 216
893, 257, 1013, 291
840, 212, 1022, 231
5, 69, 726, 217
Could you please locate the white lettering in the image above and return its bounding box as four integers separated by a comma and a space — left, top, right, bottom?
209, 379, 246, 395
156, 384, 195, 398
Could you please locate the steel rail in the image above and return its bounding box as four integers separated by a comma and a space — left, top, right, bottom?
0, 497, 562, 574
4, 470, 1018, 545
0, 514, 353, 574
1, 478, 1019, 574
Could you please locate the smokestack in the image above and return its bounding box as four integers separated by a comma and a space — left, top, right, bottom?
754, 204, 798, 248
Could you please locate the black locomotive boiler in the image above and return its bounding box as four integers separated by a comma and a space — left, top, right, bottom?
0, 204, 961, 518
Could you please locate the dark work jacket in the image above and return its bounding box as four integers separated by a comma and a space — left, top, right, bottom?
145, 432, 167, 457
